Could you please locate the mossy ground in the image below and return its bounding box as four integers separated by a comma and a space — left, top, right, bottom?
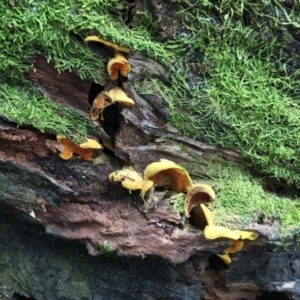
1, 1, 300, 238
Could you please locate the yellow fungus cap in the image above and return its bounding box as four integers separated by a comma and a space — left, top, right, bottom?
109, 166, 144, 190
204, 225, 241, 240
104, 87, 135, 106
224, 240, 244, 254
184, 184, 215, 218
216, 253, 232, 264
141, 159, 193, 197
107, 53, 131, 80
200, 204, 214, 226
234, 230, 258, 240
79, 138, 102, 149
84, 35, 130, 53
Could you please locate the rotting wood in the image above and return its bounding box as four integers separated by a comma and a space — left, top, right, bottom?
0, 53, 292, 299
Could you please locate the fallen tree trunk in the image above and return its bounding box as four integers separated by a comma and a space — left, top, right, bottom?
1, 0, 300, 299
0, 53, 297, 300
1, 54, 241, 262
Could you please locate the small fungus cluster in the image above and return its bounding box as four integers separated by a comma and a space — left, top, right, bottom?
56, 135, 102, 160
56, 36, 135, 161
84, 36, 134, 122
109, 159, 258, 264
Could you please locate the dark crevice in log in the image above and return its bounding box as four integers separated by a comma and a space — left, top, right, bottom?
88, 82, 103, 106
257, 291, 290, 300
13, 293, 36, 300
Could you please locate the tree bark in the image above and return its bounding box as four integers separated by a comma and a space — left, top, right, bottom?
1, 1, 300, 299
0, 52, 297, 300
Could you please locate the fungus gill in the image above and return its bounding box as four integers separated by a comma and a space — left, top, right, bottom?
141, 159, 193, 197
107, 52, 131, 80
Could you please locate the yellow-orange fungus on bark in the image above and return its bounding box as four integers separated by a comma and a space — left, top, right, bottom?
90, 93, 112, 121
204, 225, 241, 240
104, 87, 135, 106
224, 240, 244, 254
56, 135, 101, 161
107, 53, 131, 80
109, 166, 144, 191
84, 36, 130, 53
141, 159, 193, 197
184, 184, 215, 218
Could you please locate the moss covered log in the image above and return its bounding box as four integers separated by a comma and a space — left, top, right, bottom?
1, 0, 300, 251
2, 1, 300, 298
1, 0, 300, 183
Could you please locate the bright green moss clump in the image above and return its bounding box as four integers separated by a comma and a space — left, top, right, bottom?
150, 2, 300, 187
0, 82, 99, 143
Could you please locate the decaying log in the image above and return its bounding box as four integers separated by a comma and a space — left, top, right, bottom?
0, 54, 296, 300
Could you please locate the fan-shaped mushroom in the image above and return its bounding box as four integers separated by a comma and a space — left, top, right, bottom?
141, 159, 193, 197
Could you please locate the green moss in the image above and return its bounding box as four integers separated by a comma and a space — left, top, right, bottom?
166, 157, 300, 239
99, 242, 115, 254
0, 82, 98, 143
149, 3, 300, 187
168, 193, 185, 215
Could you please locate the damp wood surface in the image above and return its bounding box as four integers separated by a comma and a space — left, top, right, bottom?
0, 55, 239, 262
0, 51, 266, 300
0, 53, 297, 300
1, 0, 300, 299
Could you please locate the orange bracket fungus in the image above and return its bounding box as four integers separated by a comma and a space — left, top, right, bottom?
200, 203, 214, 226
84, 36, 130, 53
183, 189, 258, 265
217, 240, 245, 264
224, 240, 245, 254
216, 253, 232, 264
184, 184, 215, 219
198, 203, 259, 242
204, 225, 241, 240
56, 135, 102, 161
107, 52, 131, 80
103, 87, 135, 106
109, 166, 144, 191
184, 184, 216, 230
90, 88, 134, 122
141, 159, 193, 197
90, 93, 112, 121
233, 230, 258, 240
84, 35, 131, 80
199, 204, 240, 240
217, 237, 256, 265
